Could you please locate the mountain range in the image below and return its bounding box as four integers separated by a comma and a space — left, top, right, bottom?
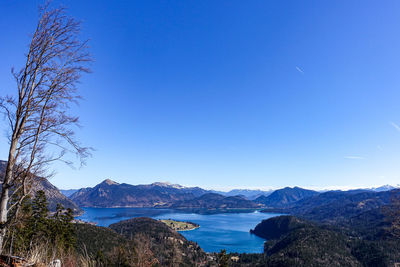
70, 179, 209, 208
67, 178, 399, 210
2, 158, 398, 214
69, 179, 320, 209
263, 189, 395, 224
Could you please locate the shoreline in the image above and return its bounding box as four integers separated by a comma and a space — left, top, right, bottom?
177, 225, 200, 232
160, 219, 200, 231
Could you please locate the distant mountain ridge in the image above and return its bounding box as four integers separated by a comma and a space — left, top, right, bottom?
171, 193, 261, 209
68, 178, 399, 210
254, 186, 319, 207
368, 184, 400, 192
70, 179, 265, 209
70, 179, 209, 208
218, 189, 274, 200
266, 189, 396, 224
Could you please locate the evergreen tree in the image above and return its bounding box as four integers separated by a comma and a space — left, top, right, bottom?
51, 204, 76, 250
5, 190, 77, 259
7, 196, 33, 254
31, 190, 49, 243
218, 249, 229, 267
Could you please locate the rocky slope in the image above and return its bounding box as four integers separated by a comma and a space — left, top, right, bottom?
0, 160, 81, 213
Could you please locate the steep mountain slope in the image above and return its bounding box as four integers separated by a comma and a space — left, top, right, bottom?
70, 179, 207, 208
171, 193, 261, 209
254, 186, 319, 207
33, 178, 82, 213
0, 160, 82, 213
253, 195, 269, 204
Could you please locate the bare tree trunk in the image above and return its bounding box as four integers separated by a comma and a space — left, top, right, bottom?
0, 140, 18, 252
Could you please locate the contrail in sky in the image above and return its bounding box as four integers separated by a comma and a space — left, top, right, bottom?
296, 66, 304, 74
390, 121, 400, 132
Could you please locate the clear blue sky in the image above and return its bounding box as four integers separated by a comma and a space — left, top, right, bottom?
1, 1, 400, 190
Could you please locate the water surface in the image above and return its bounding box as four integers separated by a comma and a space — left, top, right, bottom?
77, 207, 279, 253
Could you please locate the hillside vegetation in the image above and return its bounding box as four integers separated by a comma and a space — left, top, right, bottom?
109, 217, 207, 266
252, 189, 400, 266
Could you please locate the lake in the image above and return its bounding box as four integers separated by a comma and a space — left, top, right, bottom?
77, 207, 279, 253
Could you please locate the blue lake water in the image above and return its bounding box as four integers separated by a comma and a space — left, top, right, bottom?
77, 208, 279, 253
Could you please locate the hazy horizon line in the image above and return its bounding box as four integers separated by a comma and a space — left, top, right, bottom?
59, 179, 399, 192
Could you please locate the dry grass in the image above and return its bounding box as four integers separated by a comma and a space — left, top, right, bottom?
21, 242, 95, 267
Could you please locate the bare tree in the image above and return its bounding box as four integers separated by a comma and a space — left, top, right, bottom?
0, 4, 91, 252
